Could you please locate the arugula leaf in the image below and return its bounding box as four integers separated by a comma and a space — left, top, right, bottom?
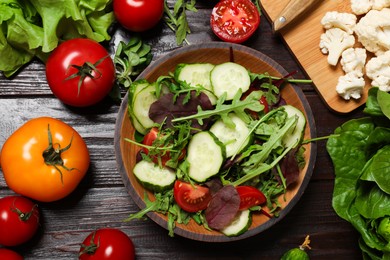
124, 191, 173, 221
163, 0, 197, 45
171, 90, 264, 125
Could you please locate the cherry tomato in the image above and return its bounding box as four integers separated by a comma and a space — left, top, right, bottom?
173, 180, 212, 213
0, 196, 39, 246
79, 228, 135, 260
46, 38, 115, 107
236, 186, 266, 210
0, 248, 23, 260
113, 0, 164, 32
210, 0, 260, 43
0, 117, 90, 202
241, 86, 270, 117
142, 127, 170, 166
142, 128, 186, 167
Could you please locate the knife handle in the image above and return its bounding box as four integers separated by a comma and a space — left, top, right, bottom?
274, 0, 320, 31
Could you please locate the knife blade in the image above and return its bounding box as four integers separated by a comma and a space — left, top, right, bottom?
273, 0, 322, 32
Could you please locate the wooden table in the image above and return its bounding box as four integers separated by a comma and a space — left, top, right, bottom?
0, 2, 364, 259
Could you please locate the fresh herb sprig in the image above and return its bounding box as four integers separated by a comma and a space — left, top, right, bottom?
164, 0, 197, 45
110, 36, 153, 102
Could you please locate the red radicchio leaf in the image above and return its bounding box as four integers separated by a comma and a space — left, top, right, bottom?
149, 91, 213, 130
205, 185, 240, 230
278, 148, 300, 187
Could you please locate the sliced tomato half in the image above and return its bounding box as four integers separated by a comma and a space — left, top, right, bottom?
236, 186, 266, 210
210, 0, 260, 43
173, 180, 212, 213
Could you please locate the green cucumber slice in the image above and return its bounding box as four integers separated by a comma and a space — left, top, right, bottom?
133, 160, 176, 192
187, 131, 226, 182
210, 113, 252, 158
174, 63, 217, 104
221, 210, 252, 237
281, 105, 306, 148
210, 62, 251, 100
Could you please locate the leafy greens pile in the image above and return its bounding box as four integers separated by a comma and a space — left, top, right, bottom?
0, 0, 114, 77
327, 88, 390, 259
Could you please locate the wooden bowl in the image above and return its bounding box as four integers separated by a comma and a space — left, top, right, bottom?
115, 42, 317, 242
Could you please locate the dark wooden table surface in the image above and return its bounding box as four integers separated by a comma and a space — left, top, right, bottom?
0, 2, 364, 259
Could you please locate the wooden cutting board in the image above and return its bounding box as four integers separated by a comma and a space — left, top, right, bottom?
260, 0, 369, 113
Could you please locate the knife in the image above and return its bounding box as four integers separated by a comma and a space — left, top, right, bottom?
273, 0, 322, 32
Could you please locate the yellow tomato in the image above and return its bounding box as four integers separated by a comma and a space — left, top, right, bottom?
0, 117, 90, 202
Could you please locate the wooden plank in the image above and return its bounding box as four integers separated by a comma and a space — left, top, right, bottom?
260, 0, 369, 113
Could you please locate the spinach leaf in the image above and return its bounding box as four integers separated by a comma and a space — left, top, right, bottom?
326, 118, 375, 221
360, 145, 390, 195
355, 181, 390, 219
378, 90, 390, 120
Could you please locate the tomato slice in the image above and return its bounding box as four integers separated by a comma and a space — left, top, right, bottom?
210, 0, 260, 43
142, 128, 170, 166
241, 86, 270, 118
173, 181, 212, 213
142, 128, 186, 167
236, 186, 266, 210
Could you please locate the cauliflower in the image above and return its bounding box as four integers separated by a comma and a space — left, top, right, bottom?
351, 0, 390, 15
351, 0, 373, 15
354, 8, 390, 56
336, 71, 366, 100
319, 28, 355, 66
321, 11, 357, 34
372, 0, 390, 10
366, 50, 390, 91
340, 48, 367, 74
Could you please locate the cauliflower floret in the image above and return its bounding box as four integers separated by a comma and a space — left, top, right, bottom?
372, 0, 390, 10
351, 0, 390, 15
366, 50, 390, 91
321, 11, 357, 34
354, 8, 390, 56
336, 71, 366, 100
340, 48, 367, 74
351, 0, 373, 15
319, 28, 355, 66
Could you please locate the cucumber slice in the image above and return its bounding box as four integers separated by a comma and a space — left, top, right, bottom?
132, 83, 158, 131
174, 63, 217, 104
210, 62, 251, 100
128, 80, 151, 134
187, 131, 226, 182
281, 105, 306, 148
221, 210, 252, 237
133, 160, 176, 192
210, 113, 252, 158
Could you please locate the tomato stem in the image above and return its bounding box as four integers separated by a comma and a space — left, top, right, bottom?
65, 55, 109, 96
11, 198, 38, 222
42, 124, 76, 183
79, 231, 100, 256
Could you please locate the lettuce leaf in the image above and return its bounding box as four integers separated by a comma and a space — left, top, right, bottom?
0, 0, 114, 77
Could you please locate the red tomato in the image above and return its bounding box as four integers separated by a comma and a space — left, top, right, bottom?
142, 128, 186, 166
173, 180, 212, 213
210, 0, 260, 43
0, 248, 23, 260
236, 186, 266, 210
0, 196, 39, 246
241, 86, 270, 117
46, 38, 115, 107
113, 0, 164, 32
79, 228, 135, 260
